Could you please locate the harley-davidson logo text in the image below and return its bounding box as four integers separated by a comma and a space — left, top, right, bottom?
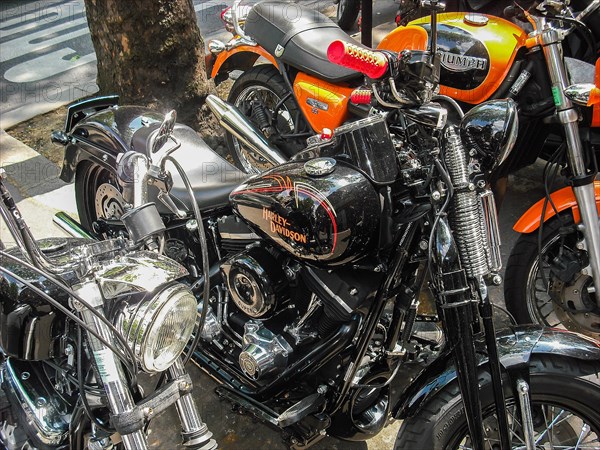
263, 208, 307, 244
440, 51, 487, 72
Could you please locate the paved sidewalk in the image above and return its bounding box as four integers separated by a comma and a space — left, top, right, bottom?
0, 128, 77, 246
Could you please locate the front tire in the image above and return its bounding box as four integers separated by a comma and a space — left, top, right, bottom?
226, 65, 309, 174
395, 355, 600, 449
504, 214, 600, 340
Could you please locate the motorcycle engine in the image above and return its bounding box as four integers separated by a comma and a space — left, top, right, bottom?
219, 246, 297, 380
212, 245, 380, 382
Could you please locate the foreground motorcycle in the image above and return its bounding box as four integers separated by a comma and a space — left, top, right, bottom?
209, 0, 599, 175
50, 2, 600, 448
0, 171, 217, 448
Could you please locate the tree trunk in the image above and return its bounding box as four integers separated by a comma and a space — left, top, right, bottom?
84, 0, 220, 141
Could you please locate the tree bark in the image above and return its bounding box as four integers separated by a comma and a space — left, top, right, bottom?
84, 0, 220, 140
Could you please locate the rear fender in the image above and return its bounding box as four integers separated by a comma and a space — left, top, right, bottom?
60, 104, 165, 183
210, 45, 277, 80
392, 325, 600, 419
513, 181, 600, 233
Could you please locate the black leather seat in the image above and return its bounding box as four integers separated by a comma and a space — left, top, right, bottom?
140, 125, 248, 213
245, 1, 362, 83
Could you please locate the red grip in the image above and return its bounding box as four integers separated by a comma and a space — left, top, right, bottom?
350, 89, 372, 104
327, 40, 388, 79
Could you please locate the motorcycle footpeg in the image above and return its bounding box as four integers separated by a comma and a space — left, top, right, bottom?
277, 393, 325, 427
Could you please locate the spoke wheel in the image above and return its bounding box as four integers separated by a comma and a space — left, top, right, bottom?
75, 162, 125, 232
454, 403, 599, 449
505, 215, 600, 340
226, 65, 309, 174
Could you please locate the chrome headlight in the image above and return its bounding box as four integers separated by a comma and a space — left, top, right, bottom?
118, 284, 197, 373
459, 98, 518, 173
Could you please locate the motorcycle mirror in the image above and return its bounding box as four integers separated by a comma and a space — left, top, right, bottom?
151, 110, 177, 154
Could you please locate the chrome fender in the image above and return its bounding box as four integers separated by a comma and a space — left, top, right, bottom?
392, 325, 600, 419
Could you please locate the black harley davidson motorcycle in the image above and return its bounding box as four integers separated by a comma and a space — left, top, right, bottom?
41, 4, 600, 449
0, 169, 217, 449
211, 0, 600, 341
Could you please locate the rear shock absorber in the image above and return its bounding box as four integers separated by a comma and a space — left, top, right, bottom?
251, 101, 272, 137
444, 126, 489, 279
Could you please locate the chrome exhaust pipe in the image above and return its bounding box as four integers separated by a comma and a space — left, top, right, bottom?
205, 95, 287, 168
53, 212, 96, 240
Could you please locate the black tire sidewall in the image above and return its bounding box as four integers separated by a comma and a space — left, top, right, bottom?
74, 161, 119, 231
504, 214, 574, 325
337, 0, 361, 31
395, 356, 600, 450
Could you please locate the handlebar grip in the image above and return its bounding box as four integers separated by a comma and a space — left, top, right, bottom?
327, 40, 389, 79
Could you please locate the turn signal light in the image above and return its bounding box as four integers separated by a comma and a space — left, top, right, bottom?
327, 40, 388, 79
320, 128, 333, 140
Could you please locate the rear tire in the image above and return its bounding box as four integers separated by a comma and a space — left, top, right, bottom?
395, 355, 600, 449
226, 65, 309, 174
336, 0, 361, 31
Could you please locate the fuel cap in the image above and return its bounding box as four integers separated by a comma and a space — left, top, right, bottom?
464, 13, 489, 26
304, 158, 336, 176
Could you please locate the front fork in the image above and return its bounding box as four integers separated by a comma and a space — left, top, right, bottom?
435, 219, 511, 450
74, 283, 149, 450
73, 283, 215, 450
542, 29, 600, 303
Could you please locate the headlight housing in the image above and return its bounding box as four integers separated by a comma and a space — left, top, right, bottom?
118, 283, 197, 373
459, 98, 518, 173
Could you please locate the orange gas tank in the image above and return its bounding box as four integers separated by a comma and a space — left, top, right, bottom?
379, 13, 527, 105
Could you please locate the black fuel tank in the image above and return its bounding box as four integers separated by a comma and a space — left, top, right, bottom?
230, 160, 381, 266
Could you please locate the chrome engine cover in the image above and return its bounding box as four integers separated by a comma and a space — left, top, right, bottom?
198, 303, 221, 341
239, 321, 293, 380
221, 247, 288, 318
1, 359, 69, 446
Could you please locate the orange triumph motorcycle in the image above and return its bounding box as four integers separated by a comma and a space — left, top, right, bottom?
208, 0, 598, 175
209, 0, 600, 339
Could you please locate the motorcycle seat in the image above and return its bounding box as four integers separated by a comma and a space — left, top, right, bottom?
245, 1, 363, 83
136, 124, 249, 213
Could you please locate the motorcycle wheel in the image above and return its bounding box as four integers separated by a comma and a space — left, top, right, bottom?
394, 355, 600, 450
504, 214, 600, 340
75, 161, 125, 231
336, 0, 361, 31
226, 65, 309, 174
